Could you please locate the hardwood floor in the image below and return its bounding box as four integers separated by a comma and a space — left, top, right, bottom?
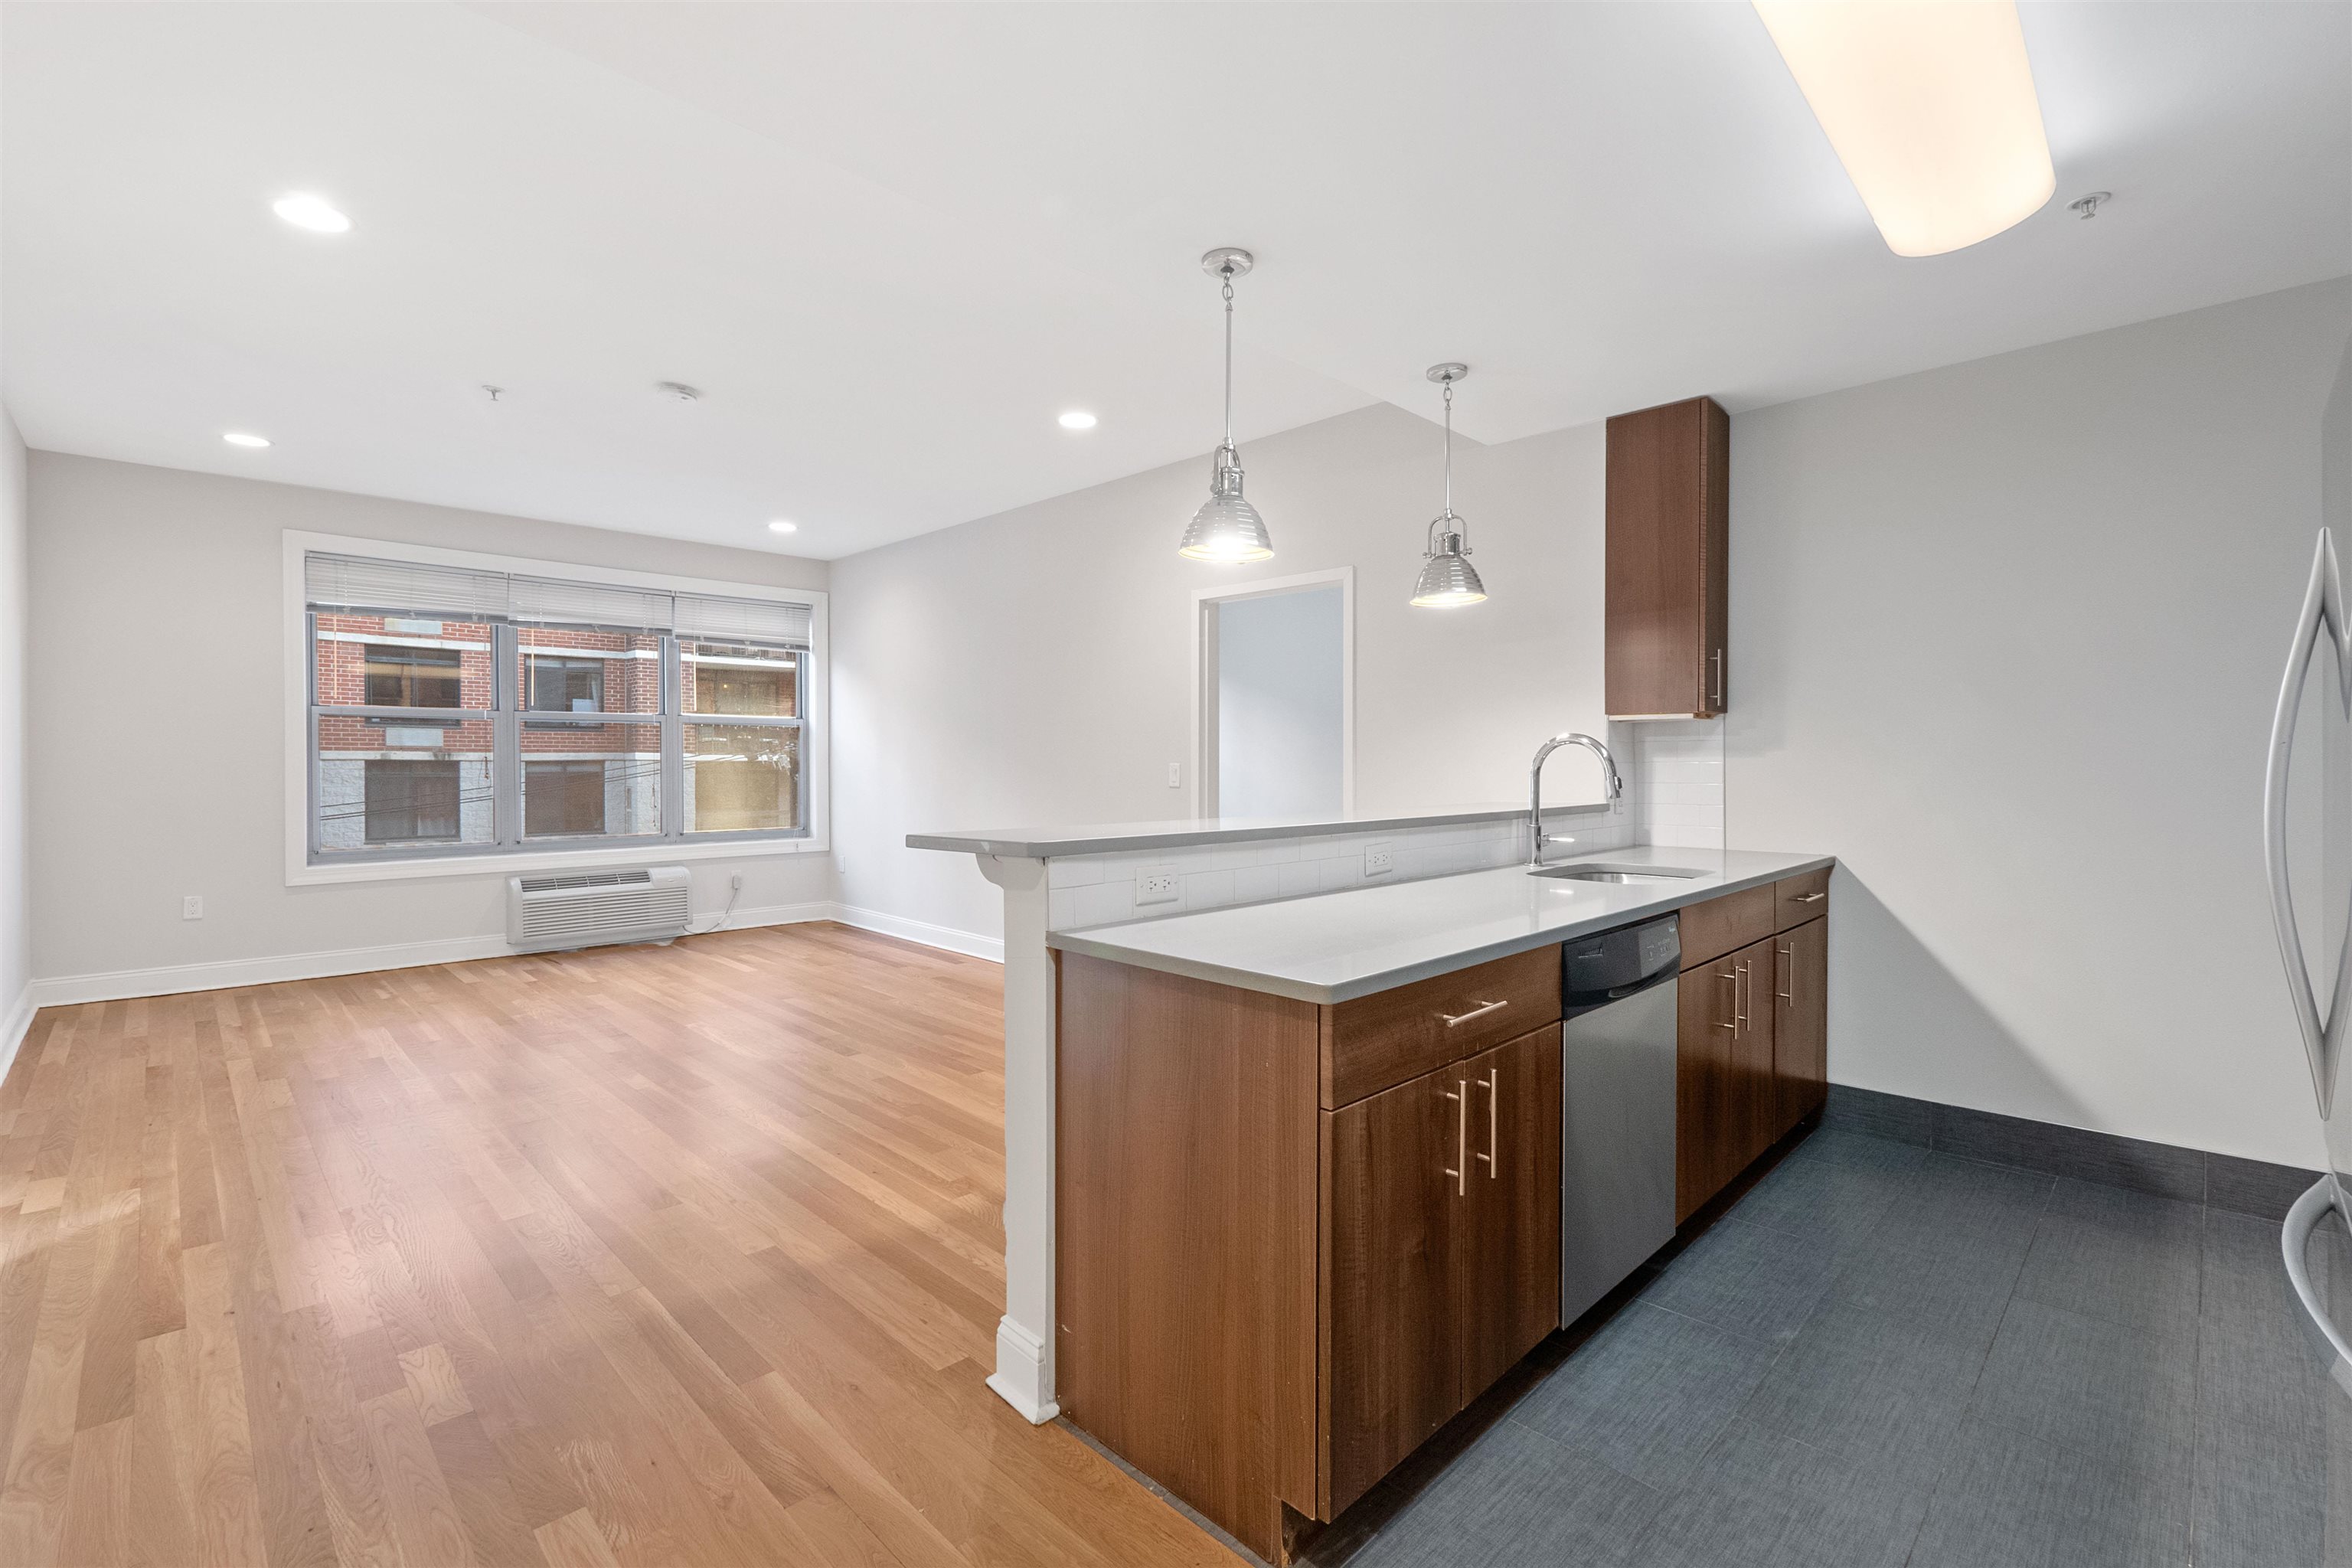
0, 923, 1233, 1568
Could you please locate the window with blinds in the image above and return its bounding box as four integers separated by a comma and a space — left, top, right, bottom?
302, 548, 818, 864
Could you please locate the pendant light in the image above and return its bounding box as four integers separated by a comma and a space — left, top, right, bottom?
1411, 363, 1487, 607
1179, 247, 1274, 562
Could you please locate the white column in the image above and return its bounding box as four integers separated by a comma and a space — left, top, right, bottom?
978, 852, 1058, 1422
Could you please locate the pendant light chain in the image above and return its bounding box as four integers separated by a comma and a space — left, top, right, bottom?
1442, 374, 1455, 518
1221, 266, 1236, 449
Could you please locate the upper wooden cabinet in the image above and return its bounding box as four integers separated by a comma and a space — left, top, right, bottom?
1606, 395, 1730, 719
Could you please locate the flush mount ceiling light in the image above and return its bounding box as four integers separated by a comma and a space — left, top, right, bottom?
271, 192, 350, 234
767, 519, 797, 534
656, 381, 701, 402
222, 431, 271, 449
1411, 364, 1488, 609
1057, 410, 1098, 430
1754, 0, 2055, 257
1178, 247, 1274, 563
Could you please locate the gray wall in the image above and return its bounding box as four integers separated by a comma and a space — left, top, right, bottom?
0, 410, 27, 1038
828, 402, 1615, 942
27, 454, 834, 986
1729, 276, 2352, 1168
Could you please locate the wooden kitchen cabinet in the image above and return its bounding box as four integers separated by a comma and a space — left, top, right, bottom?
1774, 917, 1828, 1138
1448, 1025, 1563, 1441
1606, 395, 1730, 719
1675, 934, 1779, 1222
1323, 1024, 1560, 1516
1057, 952, 1564, 1563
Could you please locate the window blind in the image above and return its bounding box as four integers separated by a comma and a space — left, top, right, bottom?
305, 554, 511, 621
675, 593, 812, 649
508, 575, 675, 632
305, 553, 812, 645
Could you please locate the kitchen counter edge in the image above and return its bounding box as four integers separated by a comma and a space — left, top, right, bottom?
1047, 852, 1836, 1005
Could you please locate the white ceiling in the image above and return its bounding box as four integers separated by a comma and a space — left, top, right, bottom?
5, 2, 2347, 560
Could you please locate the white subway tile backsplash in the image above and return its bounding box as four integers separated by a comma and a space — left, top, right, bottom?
1276, 859, 1321, 897
1040, 799, 1638, 933
1184, 869, 1236, 910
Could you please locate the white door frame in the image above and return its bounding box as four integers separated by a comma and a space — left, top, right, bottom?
1189, 567, 1356, 818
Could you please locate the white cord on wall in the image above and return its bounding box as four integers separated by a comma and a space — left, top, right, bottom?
691, 873, 744, 937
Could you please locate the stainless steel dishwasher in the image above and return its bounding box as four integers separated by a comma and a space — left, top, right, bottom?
1560, 913, 1681, 1326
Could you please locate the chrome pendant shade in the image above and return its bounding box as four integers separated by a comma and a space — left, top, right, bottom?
1411, 363, 1487, 607
1180, 247, 1274, 562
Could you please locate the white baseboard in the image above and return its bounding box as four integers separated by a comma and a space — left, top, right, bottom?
0, 985, 33, 1087
829, 903, 1004, 963
22, 899, 998, 1010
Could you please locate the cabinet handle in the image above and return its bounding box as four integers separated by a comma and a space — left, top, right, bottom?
1778, 943, 1794, 1004
1442, 1080, 1467, 1195
1474, 1067, 1498, 1176
1736, 961, 1749, 1032
1715, 968, 1736, 1031
1711, 648, 1723, 708
1439, 998, 1509, 1028
1793, 891, 1826, 905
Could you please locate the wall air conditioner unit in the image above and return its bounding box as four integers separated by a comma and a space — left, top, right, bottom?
507, 866, 692, 953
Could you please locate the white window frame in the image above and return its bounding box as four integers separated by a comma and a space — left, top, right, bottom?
283, 530, 829, 887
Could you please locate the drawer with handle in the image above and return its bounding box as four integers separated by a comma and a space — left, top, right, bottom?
1774, 867, 1830, 930
1321, 945, 1560, 1109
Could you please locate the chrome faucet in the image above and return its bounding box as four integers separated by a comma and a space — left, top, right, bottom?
1530, 733, 1622, 868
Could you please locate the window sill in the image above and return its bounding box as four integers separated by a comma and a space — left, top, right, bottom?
286, 834, 829, 887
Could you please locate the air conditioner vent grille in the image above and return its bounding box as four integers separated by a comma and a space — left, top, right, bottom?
507, 865, 691, 952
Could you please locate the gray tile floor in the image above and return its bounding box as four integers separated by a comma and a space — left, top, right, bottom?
1329, 1129, 2352, 1568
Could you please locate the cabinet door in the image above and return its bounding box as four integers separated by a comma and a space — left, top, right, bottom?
1457, 1026, 1563, 1404
1727, 937, 1779, 1173
1323, 1064, 1470, 1516
1675, 957, 1738, 1222
1605, 396, 1730, 718
1774, 918, 1828, 1138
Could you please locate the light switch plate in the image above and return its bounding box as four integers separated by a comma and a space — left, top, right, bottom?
1136, 865, 1181, 904
1364, 842, 1394, 875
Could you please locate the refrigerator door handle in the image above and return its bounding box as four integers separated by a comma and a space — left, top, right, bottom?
2265, 527, 2352, 1121
2282, 1178, 2352, 1400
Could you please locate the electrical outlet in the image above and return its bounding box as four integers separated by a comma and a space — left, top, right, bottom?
1136, 865, 1181, 904
1364, 842, 1394, 876
181, 895, 204, 920
1167, 762, 1182, 789
730, 873, 743, 892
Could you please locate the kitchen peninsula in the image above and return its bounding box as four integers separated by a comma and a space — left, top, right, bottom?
911, 808, 1833, 1561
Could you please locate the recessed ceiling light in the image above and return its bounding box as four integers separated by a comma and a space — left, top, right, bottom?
271, 192, 350, 234
1058, 410, 1099, 430
767, 520, 797, 534
222, 432, 271, 449
1754, 0, 2054, 256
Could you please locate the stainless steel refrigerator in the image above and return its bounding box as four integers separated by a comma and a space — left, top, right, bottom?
2272, 332, 2352, 1395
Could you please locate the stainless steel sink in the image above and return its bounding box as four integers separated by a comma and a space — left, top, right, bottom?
1530, 862, 1709, 883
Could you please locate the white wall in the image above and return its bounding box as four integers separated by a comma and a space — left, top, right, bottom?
1215, 583, 1344, 818
27, 453, 834, 994
1730, 276, 2352, 1168
0, 410, 28, 1058
829, 402, 1619, 945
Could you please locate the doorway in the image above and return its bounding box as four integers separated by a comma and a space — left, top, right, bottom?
1194, 569, 1354, 819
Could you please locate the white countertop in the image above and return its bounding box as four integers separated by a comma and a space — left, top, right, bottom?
905, 800, 1609, 860
1047, 846, 1834, 1004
